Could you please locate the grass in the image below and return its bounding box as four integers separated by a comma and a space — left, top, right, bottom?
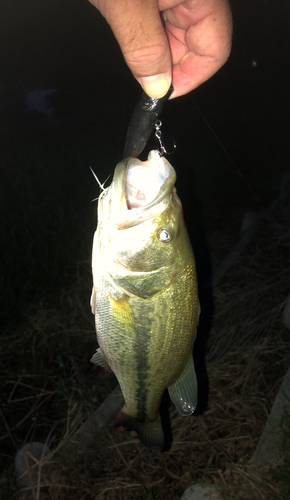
265, 402, 290, 499
1, 96, 290, 499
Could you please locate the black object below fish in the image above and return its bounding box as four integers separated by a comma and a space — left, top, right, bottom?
124, 85, 173, 158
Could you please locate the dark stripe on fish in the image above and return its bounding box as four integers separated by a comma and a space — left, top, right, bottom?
134, 321, 150, 421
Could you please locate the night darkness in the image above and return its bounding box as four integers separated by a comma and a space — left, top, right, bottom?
1, 0, 289, 307
1, 0, 290, 498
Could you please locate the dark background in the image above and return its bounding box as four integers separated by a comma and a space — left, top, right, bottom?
1, 3, 290, 493
0, 0, 289, 314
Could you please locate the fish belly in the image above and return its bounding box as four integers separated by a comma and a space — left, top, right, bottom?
92, 255, 199, 448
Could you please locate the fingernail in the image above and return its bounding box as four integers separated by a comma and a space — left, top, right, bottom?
138, 73, 172, 99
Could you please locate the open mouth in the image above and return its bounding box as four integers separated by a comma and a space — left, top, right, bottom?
125, 151, 174, 210
126, 164, 162, 209
111, 151, 176, 230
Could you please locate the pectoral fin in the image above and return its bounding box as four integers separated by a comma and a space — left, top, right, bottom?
168, 356, 197, 415
90, 348, 112, 373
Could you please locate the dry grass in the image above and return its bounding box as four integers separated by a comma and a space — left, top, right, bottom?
1, 194, 290, 500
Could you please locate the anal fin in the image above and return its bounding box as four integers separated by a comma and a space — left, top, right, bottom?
168, 356, 197, 415
90, 348, 112, 373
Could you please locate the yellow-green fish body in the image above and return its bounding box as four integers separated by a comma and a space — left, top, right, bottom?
91, 151, 200, 450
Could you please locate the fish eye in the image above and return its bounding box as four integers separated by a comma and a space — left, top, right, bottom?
157, 228, 173, 243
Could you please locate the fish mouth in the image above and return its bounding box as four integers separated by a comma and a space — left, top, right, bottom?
110, 151, 176, 229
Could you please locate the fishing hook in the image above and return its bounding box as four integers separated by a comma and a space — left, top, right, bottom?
154, 120, 176, 156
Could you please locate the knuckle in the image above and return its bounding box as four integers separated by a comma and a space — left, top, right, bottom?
124, 39, 168, 76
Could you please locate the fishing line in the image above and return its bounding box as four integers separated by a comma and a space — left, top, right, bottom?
189, 96, 264, 208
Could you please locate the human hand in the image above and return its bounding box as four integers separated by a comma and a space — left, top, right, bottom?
88, 0, 232, 99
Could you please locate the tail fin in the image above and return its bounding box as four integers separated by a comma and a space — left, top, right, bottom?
115, 407, 164, 451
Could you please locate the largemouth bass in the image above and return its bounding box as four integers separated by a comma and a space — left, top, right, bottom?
90, 150, 200, 451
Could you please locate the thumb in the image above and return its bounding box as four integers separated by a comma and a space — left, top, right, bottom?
95, 0, 172, 98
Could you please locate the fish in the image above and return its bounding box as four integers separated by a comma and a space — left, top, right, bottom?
90, 150, 200, 451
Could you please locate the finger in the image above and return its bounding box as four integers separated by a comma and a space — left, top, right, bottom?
163, 0, 233, 97
165, 23, 187, 65
93, 0, 172, 98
